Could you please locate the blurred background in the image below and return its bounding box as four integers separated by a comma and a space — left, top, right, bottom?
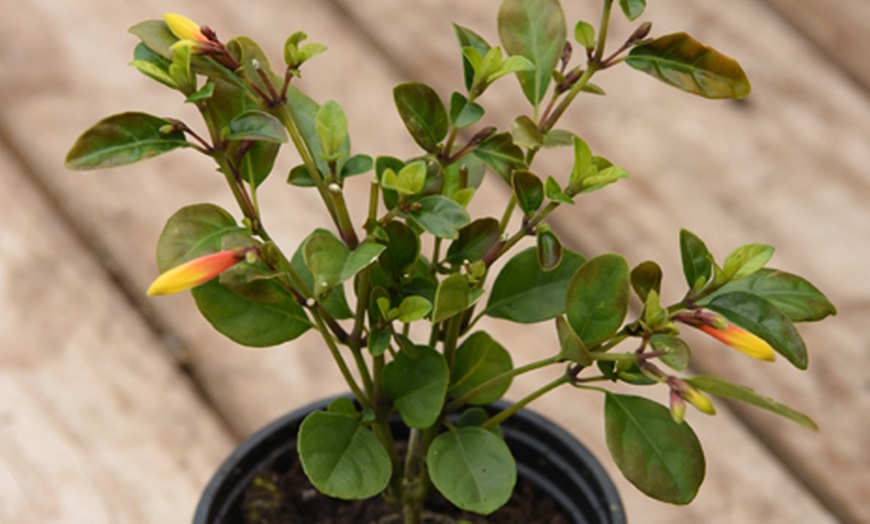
1, 1, 868, 522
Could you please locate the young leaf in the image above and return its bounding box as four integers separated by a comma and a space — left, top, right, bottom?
618, 0, 647, 21
566, 254, 630, 348
445, 218, 500, 264
382, 346, 449, 428
396, 296, 433, 323
498, 0, 567, 106
706, 291, 808, 369
512, 170, 544, 215
432, 273, 472, 323
721, 243, 775, 282
680, 229, 713, 290
486, 247, 585, 323
427, 427, 516, 515
224, 110, 288, 143
298, 411, 392, 499
627, 33, 751, 99
341, 241, 386, 282
304, 230, 350, 294
449, 332, 513, 405
315, 100, 349, 161
472, 132, 526, 183
631, 260, 663, 303
544, 176, 574, 205
701, 269, 836, 322
536, 225, 563, 271
453, 24, 492, 91
381, 160, 427, 196
66, 112, 189, 170
393, 82, 449, 153
605, 394, 705, 504
408, 195, 470, 239
449, 92, 485, 129
574, 21, 596, 50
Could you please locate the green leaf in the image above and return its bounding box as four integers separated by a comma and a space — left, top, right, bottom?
341, 242, 386, 283
129, 46, 178, 89
224, 110, 288, 143
544, 176, 574, 204
340, 154, 374, 179
449, 332, 513, 405
454, 24, 493, 91
512, 170, 544, 216
382, 346, 449, 428
432, 273, 472, 323
290, 232, 353, 320
449, 92, 485, 129
686, 375, 817, 430
566, 254, 630, 348
721, 243, 775, 282
605, 394, 705, 504
536, 226, 563, 271
66, 112, 189, 170
379, 220, 420, 280
315, 100, 348, 161
393, 82, 449, 153
427, 427, 516, 515
702, 269, 836, 322
154, 204, 243, 272
705, 291, 808, 369
556, 316, 592, 365
408, 195, 470, 240
298, 410, 391, 499
304, 230, 350, 295
186, 81, 215, 103
284, 84, 351, 181
618, 0, 647, 21
511, 115, 545, 150
381, 160, 427, 196
574, 21, 596, 50
631, 260, 663, 303
650, 334, 691, 371
680, 229, 713, 290
235, 140, 279, 188
397, 296, 433, 323
192, 279, 311, 346
472, 132, 526, 184
446, 218, 500, 264
627, 33, 751, 99
486, 247, 585, 323
128, 19, 176, 59
498, 0, 567, 106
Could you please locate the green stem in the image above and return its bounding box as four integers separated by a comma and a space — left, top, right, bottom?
481, 373, 570, 430
310, 308, 370, 408
444, 355, 562, 413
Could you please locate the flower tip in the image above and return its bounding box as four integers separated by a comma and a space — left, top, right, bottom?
163, 12, 206, 42
146, 250, 241, 296
699, 323, 777, 363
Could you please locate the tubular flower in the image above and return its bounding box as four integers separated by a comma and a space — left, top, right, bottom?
163, 13, 208, 43
147, 250, 242, 296
698, 323, 776, 362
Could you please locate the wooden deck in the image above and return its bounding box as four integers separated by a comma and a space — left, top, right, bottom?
1, 0, 868, 522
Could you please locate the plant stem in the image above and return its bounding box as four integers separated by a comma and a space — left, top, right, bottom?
444, 355, 562, 413
481, 373, 571, 431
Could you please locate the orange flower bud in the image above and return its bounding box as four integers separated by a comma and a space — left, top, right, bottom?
147, 250, 241, 296
699, 323, 776, 362
163, 13, 207, 43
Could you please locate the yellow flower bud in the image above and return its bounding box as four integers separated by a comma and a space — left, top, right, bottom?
699, 323, 776, 362
147, 250, 241, 296
163, 13, 207, 43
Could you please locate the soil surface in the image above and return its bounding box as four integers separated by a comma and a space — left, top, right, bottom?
241, 456, 570, 523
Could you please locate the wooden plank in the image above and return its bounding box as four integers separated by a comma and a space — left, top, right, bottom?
0, 146, 235, 522
328, 1, 870, 522
0, 0, 847, 522
761, 0, 870, 93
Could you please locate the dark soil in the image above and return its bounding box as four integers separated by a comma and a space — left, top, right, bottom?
241, 454, 571, 524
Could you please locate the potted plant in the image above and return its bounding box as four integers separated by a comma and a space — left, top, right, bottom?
66, 0, 835, 522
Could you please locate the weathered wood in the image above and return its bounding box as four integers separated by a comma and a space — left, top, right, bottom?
0, 0, 860, 521
762, 0, 870, 93
330, 1, 870, 522
0, 146, 235, 522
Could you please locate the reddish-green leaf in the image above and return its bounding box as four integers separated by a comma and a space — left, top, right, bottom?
393, 82, 449, 153
605, 394, 705, 504
566, 254, 630, 348
627, 33, 751, 99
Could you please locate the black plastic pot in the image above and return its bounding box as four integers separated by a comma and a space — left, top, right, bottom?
194, 397, 626, 523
